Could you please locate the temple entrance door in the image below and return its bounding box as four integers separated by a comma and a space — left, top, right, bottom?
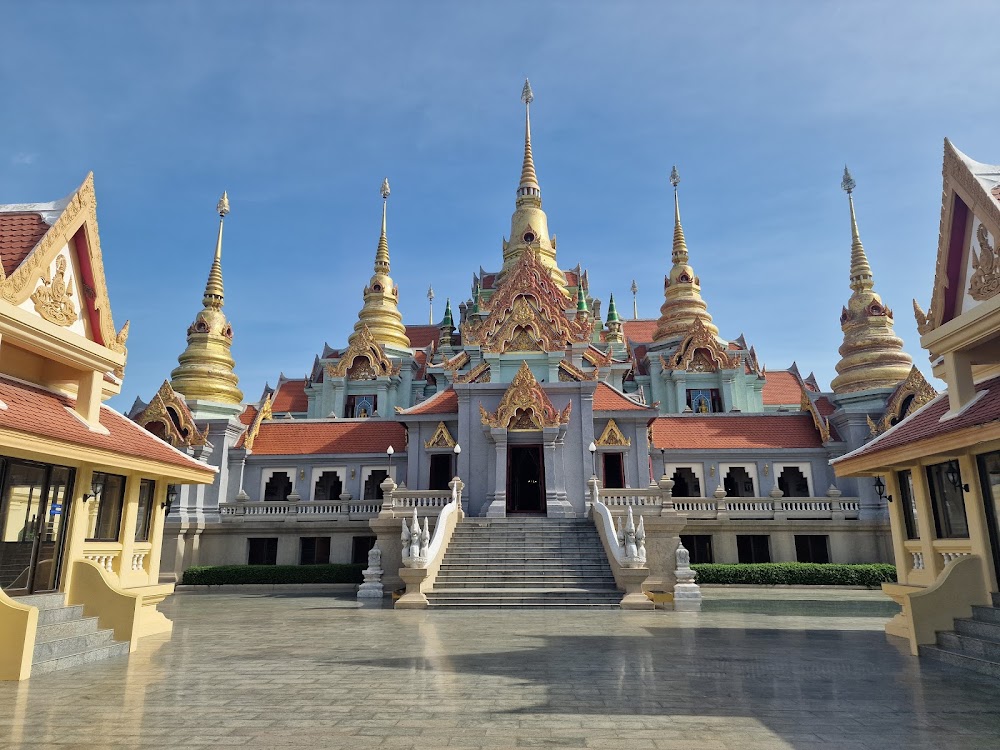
0, 460, 74, 596
507, 445, 545, 514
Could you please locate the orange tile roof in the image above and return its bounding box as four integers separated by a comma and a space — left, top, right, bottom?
837, 374, 1000, 463
0, 213, 49, 276
650, 414, 824, 450
400, 387, 459, 415
815, 396, 836, 417
621, 319, 658, 343
762, 370, 803, 404
405, 325, 439, 349
594, 382, 650, 411
247, 420, 406, 456
272, 379, 308, 413
238, 404, 258, 426
0, 377, 212, 474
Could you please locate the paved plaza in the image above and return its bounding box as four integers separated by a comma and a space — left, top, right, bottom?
2, 591, 999, 749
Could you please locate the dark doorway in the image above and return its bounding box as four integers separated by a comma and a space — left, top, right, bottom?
507, 445, 545, 514
977, 452, 1000, 588
602, 453, 625, 489
429, 454, 452, 491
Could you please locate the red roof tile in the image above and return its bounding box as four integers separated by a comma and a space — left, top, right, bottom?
400, 387, 459, 415
564, 271, 579, 288
594, 383, 649, 411
272, 379, 308, 414
405, 325, 439, 349
0, 213, 49, 276
413, 350, 428, 379
248, 420, 406, 456
762, 370, 803, 405
622, 319, 658, 343
815, 396, 836, 418
238, 404, 258, 426
837, 374, 1000, 463
650, 414, 824, 450
0, 377, 212, 474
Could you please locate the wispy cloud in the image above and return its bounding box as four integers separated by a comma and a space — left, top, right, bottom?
11, 152, 36, 165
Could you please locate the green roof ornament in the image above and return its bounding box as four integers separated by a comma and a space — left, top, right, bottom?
441, 298, 454, 328
576, 282, 589, 313
606, 293, 620, 323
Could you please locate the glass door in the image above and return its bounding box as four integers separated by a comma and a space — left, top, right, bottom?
976, 452, 1000, 590
0, 460, 75, 595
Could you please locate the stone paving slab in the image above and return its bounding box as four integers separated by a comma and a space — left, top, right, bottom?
1, 592, 998, 749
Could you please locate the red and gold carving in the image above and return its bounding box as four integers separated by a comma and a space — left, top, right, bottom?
326, 325, 399, 380
660, 318, 738, 372
134, 380, 209, 448
479, 361, 573, 431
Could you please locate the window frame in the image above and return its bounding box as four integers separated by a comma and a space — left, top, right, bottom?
86, 471, 127, 542
926, 461, 970, 539
134, 478, 156, 542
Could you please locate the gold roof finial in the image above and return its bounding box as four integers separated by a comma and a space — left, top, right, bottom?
170, 190, 243, 409
375, 178, 390, 274
669, 166, 687, 264
842, 166, 873, 293
203, 191, 229, 308
517, 79, 540, 197
831, 166, 912, 394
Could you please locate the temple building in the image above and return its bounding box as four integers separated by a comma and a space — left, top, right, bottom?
0, 175, 216, 679
144, 82, 930, 604
834, 140, 1000, 675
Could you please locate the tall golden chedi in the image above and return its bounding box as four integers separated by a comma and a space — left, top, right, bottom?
830, 168, 912, 393
170, 192, 244, 414
501, 79, 565, 286
349, 178, 410, 350
654, 167, 720, 341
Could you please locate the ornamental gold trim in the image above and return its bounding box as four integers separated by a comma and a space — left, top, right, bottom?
244, 393, 273, 451
479, 361, 572, 431
31, 255, 77, 326
424, 421, 456, 449
326, 325, 399, 380
969, 222, 1000, 301
867, 366, 937, 437
134, 380, 208, 448
596, 418, 630, 447
660, 318, 738, 372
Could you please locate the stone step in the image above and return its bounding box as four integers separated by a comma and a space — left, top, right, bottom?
438, 564, 612, 572
31, 641, 130, 676
35, 616, 100, 643
937, 631, 1000, 661
920, 644, 1000, 678
36, 604, 85, 626
433, 580, 617, 588
15, 593, 66, 610
955, 617, 1000, 641
991, 591, 1000, 608
971, 605, 1000, 625
33, 630, 115, 662
427, 601, 622, 609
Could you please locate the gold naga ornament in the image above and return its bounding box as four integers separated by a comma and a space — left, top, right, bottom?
479, 361, 572, 431
31, 255, 77, 326
243, 393, 274, 451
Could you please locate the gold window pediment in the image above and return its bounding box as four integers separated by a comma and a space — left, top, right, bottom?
326, 325, 399, 380
424, 421, 456, 449
479, 361, 572, 431
134, 380, 209, 448
596, 418, 631, 447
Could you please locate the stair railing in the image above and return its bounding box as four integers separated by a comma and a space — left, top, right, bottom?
395, 477, 465, 608
591, 501, 653, 609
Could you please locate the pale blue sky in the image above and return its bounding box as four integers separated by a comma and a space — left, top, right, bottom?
2, 2, 999, 409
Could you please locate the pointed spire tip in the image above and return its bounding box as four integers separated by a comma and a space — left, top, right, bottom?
217, 191, 230, 217
669, 166, 680, 189
521, 79, 534, 105
381, 178, 390, 200
841, 166, 855, 194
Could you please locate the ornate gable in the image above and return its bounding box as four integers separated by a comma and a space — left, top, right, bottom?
0, 174, 130, 375
596, 418, 631, 447
558, 359, 597, 382
455, 361, 491, 384
326, 325, 400, 380
799, 387, 833, 444
660, 318, 738, 372
867, 365, 938, 436
133, 380, 209, 448
479, 361, 572, 431
424, 421, 457, 449
462, 248, 591, 353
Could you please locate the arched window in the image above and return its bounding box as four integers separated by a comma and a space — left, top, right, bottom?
313, 471, 343, 502
671, 468, 701, 498
777, 466, 810, 497
724, 467, 755, 498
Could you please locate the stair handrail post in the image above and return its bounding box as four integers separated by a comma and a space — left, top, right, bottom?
449, 476, 466, 519
587, 475, 601, 512
379, 476, 398, 514
672, 540, 702, 611
658, 476, 676, 512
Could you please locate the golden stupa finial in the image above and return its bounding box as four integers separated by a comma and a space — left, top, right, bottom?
669, 166, 687, 264
517, 79, 540, 198
203, 191, 229, 309
842, 166, 873, 293
375, 178, 391, 274
653, 165, 718, 341
170, 189, 243, 410
347, 176, 410, 351
831, 166, 912, 394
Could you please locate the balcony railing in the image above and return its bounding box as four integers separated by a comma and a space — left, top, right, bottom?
220, 499, 381, 520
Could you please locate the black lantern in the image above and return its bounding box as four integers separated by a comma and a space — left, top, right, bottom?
945, 461, 969, 492
162, 485, 180, 514
82, 473, 104, 503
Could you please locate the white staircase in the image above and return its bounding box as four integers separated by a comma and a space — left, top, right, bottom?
21, 593, 129, 675
921, 592, 1000, 678
426, 517, 623, 608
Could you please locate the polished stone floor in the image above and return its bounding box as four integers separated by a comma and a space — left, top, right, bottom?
2, 591, 999, 749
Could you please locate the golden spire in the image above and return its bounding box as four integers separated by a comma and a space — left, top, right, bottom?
348, 178, 410, 351
518, 79, 540, 198
653, 167, 719, 341
170, 191, 243, 410
831, 168, 912, 394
